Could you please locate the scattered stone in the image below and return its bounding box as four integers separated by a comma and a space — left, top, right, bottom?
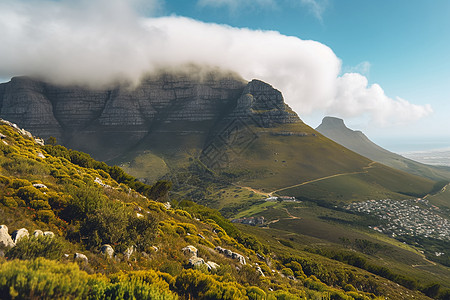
256, 266, 265, 277
232, 252, 246, 265
163, 202, 171, 210
43, 231, 55, 238
188, 256, 205, 268
32, 183, 47, 189
2, 140, 8, 145
11, 228, 29, 243
0, 225, 15, 248
257, 253, 265, 261
94, 177, 105, 186
0, 133, 6, 139
34, 138, 45, 146
74, 253, 88, 263
197, 233, 205, 239
64, 254, 70, 258
182, 245, 198, 257
214, 246, 246, 265
124, 246, 134, 260
206, 261, 220, 271
101, 244, 114, 258
136, 212, 144, 218
33, 230, 43, 237
36, 152, 46, 159
151, 246, 159, 252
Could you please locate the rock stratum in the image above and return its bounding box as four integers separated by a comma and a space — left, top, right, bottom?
0, 72, 299, 161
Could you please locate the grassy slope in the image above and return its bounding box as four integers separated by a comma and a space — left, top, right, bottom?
4, 122, 435, 299
233, 200, 450, 291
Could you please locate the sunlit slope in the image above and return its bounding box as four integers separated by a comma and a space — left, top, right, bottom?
213, 122, 435, 199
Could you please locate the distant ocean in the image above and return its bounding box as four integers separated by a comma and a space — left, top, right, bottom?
374, 137, 450, 167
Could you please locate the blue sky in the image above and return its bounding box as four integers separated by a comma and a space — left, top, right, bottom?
0, 0, 449, 151
160, 0, 450, 151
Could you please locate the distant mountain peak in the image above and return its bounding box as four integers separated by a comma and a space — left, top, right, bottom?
321, 116, 346, 128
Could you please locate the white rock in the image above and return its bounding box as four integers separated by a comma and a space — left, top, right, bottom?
0, 225, 15, 248
74, 253, 88, 263
43, 231, 55, 238
124, 246, 134, 260
206, 261, 220, 271
33, 230, 43, 237
11, 228, 29, 243
32, 183, 47, 189
101, 244, 114, 258
182, 245, 198, 257
189, 256, 205, 268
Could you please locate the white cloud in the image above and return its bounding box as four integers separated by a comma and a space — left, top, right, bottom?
197, 0, 276, 11
0, 0, 432, 127
343, 61, 371, 76
330, 73, 433, 126
298, 0, 328, 21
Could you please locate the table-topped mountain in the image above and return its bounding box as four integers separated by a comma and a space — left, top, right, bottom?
316, 116, 450, 181
0, 72, 297, 160
0, 71, 437, 204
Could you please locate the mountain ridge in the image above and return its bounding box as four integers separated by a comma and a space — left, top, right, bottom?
316, 116, 450, 182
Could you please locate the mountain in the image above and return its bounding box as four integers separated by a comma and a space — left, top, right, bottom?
316, 116, 450, 182
0, 119, 441, 300
0, 72, 438, 206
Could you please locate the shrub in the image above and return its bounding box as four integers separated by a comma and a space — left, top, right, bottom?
5, 236, 64, 260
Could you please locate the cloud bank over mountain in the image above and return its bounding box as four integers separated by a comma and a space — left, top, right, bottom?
0, 0, 432, 126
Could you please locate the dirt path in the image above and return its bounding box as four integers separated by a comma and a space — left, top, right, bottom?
239, 186, 271, 197
283, 208, 300, 219
269, 161, 378, 195
424, 183, 449, 199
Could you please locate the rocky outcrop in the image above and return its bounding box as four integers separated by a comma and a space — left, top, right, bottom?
215, 246, 246, 265
0, 225, 15, 248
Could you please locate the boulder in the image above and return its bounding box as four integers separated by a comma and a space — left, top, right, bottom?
101, 244, 114, 258
32, 183, 47, 189
182, 245, 198, 257
188, 256, 205, 268
74, 253, 88, 263
232, 252, 246, 265
0, 225, 15, 248
11, 228, 29, 243
33, 230, 44, 237
43, 231, 55, 238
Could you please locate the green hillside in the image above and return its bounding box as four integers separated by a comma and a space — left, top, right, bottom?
1, 121, 449, 299
115, 121, 436, 210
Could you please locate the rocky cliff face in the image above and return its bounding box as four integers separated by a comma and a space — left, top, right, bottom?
0, 72, 301, 161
